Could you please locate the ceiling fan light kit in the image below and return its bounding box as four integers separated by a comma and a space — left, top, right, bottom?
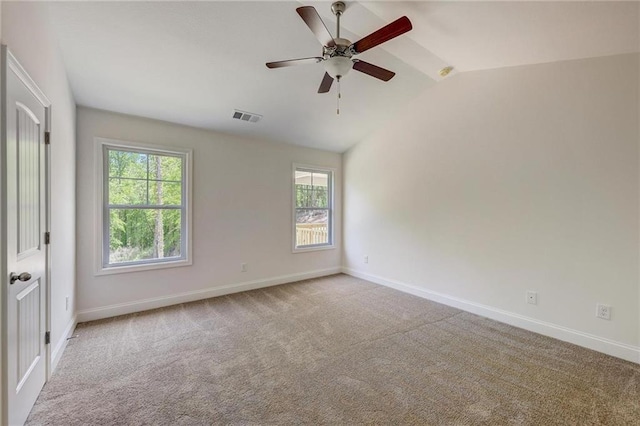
266, 1, 413, 110
324, 56, 352, 79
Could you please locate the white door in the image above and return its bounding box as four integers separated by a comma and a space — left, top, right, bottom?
4, 49, 49, 426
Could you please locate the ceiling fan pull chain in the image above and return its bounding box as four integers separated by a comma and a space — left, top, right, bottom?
337, 77, 341, 115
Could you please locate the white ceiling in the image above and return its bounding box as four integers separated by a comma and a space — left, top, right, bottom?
48, 1, 639, 153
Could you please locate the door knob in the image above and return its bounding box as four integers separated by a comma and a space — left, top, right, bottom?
9, 272, 32, 284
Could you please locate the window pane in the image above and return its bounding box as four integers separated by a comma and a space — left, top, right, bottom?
296, 184, 313, 208
296, 209, 329, 247
295, 171, 329, 208
312, 185, 328, 208
109, 150, 148, 179
312, 172, 329, 188
149, 181, 182, 206
296, 185, 328, 208
108, 208, 182, 264
108, 177, 148, 205
295, 171, 312, 185
148, 154, 183, 181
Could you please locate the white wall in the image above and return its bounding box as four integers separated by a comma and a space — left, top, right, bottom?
0, 3, 3, 422
636, 7, 640, 362
343, 53, 640, 363
76, 107, 342, 320
2, 2, 77, 367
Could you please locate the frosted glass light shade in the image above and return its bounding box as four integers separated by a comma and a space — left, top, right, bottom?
324, 56, 352, 78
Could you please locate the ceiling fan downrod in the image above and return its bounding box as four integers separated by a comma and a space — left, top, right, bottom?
331, 1, 345, 39
332, 2, 345, 115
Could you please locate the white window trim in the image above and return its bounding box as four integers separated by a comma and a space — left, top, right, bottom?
292, 163, 336, 253
94, 137, 193, 276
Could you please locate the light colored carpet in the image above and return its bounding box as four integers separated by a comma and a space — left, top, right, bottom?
27, 274, 639, 425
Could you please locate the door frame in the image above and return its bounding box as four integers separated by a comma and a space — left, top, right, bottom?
1, 45, 52, 425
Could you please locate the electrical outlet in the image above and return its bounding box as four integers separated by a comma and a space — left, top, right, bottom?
241, 263, 248, 272
526, 291, 537, 305
65, 296, 69, 311
364, 255, 368, 264
596, 303, 611, 320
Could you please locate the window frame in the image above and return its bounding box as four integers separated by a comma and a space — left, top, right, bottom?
292, 163, 335, 253
94, 137, 193, 275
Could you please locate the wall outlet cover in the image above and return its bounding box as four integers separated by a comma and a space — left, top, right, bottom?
596, 303, 611, 320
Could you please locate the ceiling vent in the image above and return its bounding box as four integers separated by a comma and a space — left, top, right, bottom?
232, 110, 262, 123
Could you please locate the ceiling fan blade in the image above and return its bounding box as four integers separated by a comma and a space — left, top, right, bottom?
296, 6, 336, 48
318, 72, 334, 93
350, 16, 412, 54
352, 60, 395, 81
266, 57, 323, 69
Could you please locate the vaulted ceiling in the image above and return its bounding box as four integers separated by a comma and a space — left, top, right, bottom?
48, 1, 639, 152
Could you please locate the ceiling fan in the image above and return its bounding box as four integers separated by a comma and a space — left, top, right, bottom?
266, 2, 412, 94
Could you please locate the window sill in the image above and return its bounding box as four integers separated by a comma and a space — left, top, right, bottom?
292, 244, 336, 254
95, 258, 192, 276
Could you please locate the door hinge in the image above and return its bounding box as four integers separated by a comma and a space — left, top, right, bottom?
45, 231, 50, 245
45, 331, 51, 345
45, 131, 51, 145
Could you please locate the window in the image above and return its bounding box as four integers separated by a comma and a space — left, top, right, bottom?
293, 165, 334, 251
96, 138, 192, 274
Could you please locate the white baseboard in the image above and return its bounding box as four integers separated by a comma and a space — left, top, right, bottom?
342, 267, 640, 364
51, 315, 77, 373
77, 267, 342, 323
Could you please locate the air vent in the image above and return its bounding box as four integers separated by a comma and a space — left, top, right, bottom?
232, 109, 262, 123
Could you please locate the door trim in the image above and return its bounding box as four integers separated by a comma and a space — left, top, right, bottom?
1, 45, 52, 425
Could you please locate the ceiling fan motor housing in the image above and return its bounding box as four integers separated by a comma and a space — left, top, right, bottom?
323, 37, 353, 78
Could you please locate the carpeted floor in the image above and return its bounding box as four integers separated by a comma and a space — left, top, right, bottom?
27, 274, 639, 425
